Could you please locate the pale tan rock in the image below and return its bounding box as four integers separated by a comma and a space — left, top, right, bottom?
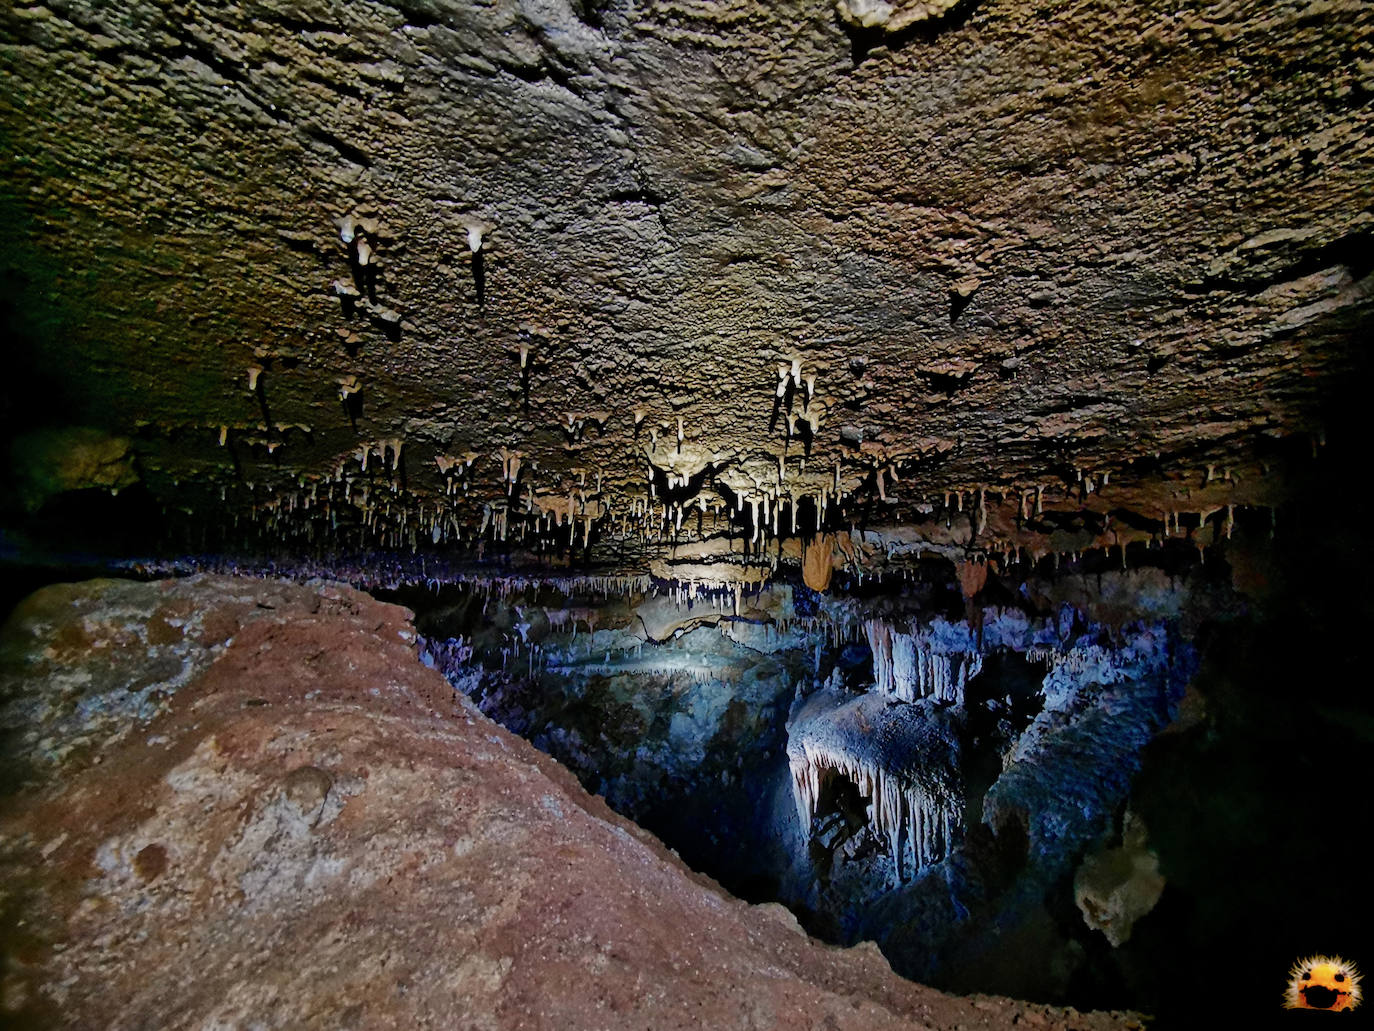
1073, 815, 1167, 948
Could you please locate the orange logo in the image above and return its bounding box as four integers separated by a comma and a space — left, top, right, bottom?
1285, 956, 1361, 1012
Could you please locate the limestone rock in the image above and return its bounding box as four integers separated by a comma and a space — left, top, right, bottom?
1073, 814, 1166, 947
838, 0, 966, 32
9, 426, 139, 511
1, 0, 1367, 561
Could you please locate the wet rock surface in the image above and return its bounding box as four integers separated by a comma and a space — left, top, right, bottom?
0, 575, 1143, 1030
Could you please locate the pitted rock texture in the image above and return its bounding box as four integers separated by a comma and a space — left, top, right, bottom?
1, 0, 1370, 562
0, 575, 1144, 1029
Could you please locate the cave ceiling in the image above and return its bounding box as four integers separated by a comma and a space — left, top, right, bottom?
1, 0, 1371, 571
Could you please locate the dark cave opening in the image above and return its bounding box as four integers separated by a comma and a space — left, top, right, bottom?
805, 769, 883, 885
392, 570, 1177, 1008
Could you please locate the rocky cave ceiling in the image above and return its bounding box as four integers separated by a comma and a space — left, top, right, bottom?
1, 0, 1371, 571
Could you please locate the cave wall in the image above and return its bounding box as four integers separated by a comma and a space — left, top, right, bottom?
1, 573, 1155, 1030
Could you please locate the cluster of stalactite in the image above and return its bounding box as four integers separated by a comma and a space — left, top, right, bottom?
865, 619, 983, 706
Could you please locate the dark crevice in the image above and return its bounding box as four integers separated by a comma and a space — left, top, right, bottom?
495, 51, 592, 104
385, 2, 444, 30
267, 13, 354, 36
605, 187, 665, 208
1028, 396, 1111, 418
299, 67, 365, 101
571, 0, 606, 30
160, 32, 284, 124
301, 125, 372, 168
1186, 228, 1374, 296
917, 369, 975, 397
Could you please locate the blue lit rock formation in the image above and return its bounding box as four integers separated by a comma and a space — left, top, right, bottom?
405, 564, 1202, 1000
865, 617, 983, 705
983, 630, 1184, 867
787, 688, 965, 880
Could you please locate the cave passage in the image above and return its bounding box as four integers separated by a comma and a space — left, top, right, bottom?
375, 548, 1358, 1022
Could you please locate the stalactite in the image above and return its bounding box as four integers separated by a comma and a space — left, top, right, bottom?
788, 741, 958, 880
864, 619, 982, 705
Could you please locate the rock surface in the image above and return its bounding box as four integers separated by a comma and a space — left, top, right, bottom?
8, 427, 140, 513
0, 575, 1144, 1029
1, 0, 1370, 562
1072, 813, 1165, 949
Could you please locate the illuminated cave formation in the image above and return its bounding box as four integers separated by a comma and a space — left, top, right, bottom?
788, 688, 965, 881
2, 0, 1372, 1027
864, 617, 983, 705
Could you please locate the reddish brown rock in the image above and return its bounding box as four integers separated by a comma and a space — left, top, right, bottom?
0, 576, 1143, 1030
957, 559, 989, 600
803, 534, 837, 592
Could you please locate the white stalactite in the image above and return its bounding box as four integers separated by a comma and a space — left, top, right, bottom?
788, 740, 958, 880
864, 619, 982, 705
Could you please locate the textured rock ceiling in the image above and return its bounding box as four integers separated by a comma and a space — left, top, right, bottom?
1, 0, 1371, 567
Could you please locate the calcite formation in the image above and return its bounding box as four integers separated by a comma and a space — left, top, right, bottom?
0, 0, 1369, 568
837, 0, 965, 33
865, 617, 983, 705
788, 689, 965, 880
1073, 813, 1166, 948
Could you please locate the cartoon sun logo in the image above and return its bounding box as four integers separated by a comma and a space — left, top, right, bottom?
1285, 955, 1362, 1012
